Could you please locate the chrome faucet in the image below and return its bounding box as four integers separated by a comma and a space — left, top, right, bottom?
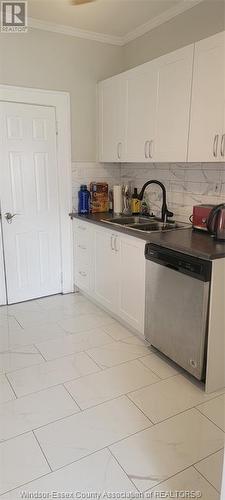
138, 180, 174, 222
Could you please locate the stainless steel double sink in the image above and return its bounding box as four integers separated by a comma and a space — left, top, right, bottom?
100, 215, 190, 233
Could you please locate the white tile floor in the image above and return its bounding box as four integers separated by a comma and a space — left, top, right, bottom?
0, 292, 224, 499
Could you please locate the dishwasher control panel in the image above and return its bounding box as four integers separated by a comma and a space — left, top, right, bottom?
145, 244, 212, 282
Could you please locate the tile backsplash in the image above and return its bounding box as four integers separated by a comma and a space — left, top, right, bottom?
72, 161, 225, 222
72, 162, 121, 211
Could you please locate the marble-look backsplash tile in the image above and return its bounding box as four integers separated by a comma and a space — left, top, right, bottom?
121, 163, 225, 222
71, 162, 121, 211
71, 162, 225, 222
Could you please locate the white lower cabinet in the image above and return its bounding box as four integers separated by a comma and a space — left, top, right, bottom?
74, 222, 146, 335
93, 228, 119, 312
73, 220, 94, 293
118, 236, 146, 333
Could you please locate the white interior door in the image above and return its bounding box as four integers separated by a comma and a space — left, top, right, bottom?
0, 102, 61, 304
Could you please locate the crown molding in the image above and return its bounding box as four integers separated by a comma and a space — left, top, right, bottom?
123, 0, 205, 44
28, 0, 205, 47
28, 17, 124, 46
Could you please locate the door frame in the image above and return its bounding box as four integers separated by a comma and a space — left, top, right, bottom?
0, 84, 73, 304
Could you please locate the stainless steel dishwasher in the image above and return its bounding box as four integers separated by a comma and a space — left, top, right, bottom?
145, 244, 212, 381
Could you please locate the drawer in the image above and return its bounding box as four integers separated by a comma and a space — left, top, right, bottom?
75, 246, 89, 268
75, 263, 90, 291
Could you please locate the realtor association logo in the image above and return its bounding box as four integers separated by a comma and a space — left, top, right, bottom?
1, 1, 27, 32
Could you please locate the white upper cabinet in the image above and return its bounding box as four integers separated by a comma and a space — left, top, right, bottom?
126, 61, 158, 162
153, 45, 194, 162
98, 31, 224, 164
98, 74, 127, 163
189, 32, 225, 162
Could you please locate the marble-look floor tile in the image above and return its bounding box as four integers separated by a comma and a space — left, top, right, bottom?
8, 352, 100, 397
139, 352, 180, 379
0, 432, 50, 495
102, 321, 134, 341
129, 375, 225, 423
36, 328, 113, 361
65, 359, 159, 409
110, 409, 225, 492
0, 346, 44, 373
37, 293, 86, 309
0, 317, 22, 332
10, 310, 58, 328
197, 394, 225, 431
87, 340, 151, 368
195, 449, 224, 492
7, 300, 42, 314
58, 312, 114, 335
0, 374, 15, 404
35, 395, 150, 470
148, 466, 220, 500
0, 385, 79, 441
0, 449, 137, 499
0, 323, 68, 351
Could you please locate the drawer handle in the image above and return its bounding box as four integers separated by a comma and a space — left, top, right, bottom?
78, 225, 86, 231
78, 244, 87, 250
79, 271, 87, 277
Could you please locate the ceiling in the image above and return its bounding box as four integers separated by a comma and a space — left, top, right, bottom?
28, 0, 205, 45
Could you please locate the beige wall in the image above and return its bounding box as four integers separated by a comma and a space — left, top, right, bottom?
0, 28, 123, 161
123, 0, 225, 70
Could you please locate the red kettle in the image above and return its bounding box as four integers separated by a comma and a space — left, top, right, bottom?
207, 203, 225, 241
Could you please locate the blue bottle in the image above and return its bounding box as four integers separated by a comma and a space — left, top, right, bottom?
78, 185, 90, 214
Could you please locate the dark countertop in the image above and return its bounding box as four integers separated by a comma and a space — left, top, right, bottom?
71, 213, 225, 261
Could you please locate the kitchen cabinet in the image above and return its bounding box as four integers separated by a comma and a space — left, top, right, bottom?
126, 61, 158, 162
98, 45, 193, 163
118, 235, 146, 333
98, 75, 127, 163
74, 221, 146, 335
93, 228, 119, 312
153, 45, 194, 162
189, 32, 225, 162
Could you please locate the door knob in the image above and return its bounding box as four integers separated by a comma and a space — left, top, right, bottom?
4, 212, 19, 224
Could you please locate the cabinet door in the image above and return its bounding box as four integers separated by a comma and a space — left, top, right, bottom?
118, 236, 146, 335
98, 75, 127, 163
154, 45, 194, 162
126, 62, 158, 162
189, 32, 225, 162
94, 228, 119, 312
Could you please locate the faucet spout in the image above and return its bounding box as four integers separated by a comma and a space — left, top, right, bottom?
138, 180, 173, 222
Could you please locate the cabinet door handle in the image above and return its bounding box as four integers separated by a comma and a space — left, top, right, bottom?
78, 225, 86, 231
117, 142, 122, 160
114, 236, 119, 253
111, 235, 115, 251
149, 140, 153, 159
213, 134, 219, 158
144, 141, 149, 159
78, 244, 86, 250
221, 134, 225, 157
